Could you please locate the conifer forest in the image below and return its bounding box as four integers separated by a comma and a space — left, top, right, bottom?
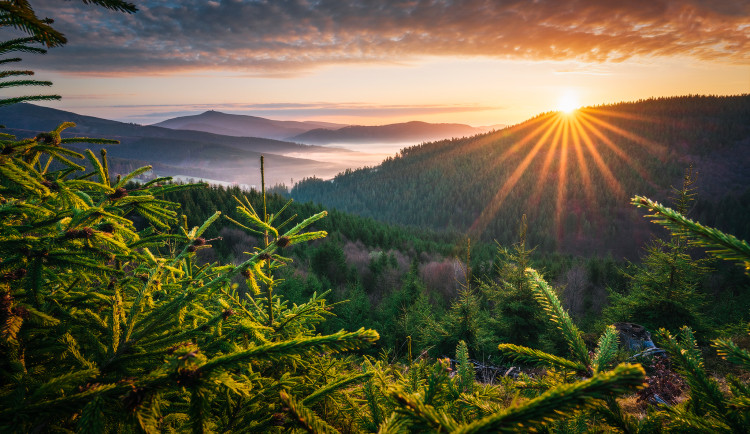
1, 1, 750, 433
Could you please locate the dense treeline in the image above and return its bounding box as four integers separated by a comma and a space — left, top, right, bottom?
164, 183, 750, 360
292, 95, 750, 258
162, 184, 467, 260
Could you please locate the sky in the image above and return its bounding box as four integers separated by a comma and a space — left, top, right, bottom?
16, 0, 750, 126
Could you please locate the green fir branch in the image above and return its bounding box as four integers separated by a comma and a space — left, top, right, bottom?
633, 195, 750, 273
0, 36, 47, 54
78, 0, 138, 14
728, 395, 750, 414
282, 210, 328, 238
0, 57, 23, 64
594, 396, 641, 434
0, 78, 51, 88
77, 395, 106, 434
525, 268, 590, 369
114, 165, 153, 188
713, 338, 750, 371
280, 390, 341, 434
591, 325, 619, 375
267, 197, 293, 226
498, 343, 588, 374
376, 413, 410, 434
657, 327, 743, 432
0, 94, 60, 106
0, 2, 67, 47
660, 404, 732, 433
303, 372, 374, 406
453, 364, 646, 434
0, 69, 34, 77
198, 328, 379, 375
84, 149, 109, 185
59, 137, 119, 145
389, 389, 459, 432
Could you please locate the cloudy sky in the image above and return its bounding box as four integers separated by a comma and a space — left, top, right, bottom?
20, 0, 750, 125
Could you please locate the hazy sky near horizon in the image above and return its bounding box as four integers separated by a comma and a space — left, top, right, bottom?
20, 0, 750, 126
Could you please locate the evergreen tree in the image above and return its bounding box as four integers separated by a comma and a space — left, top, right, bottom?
655, 327, 750, 433
603, 166, 712, 333
497, 268, 655, 433
310, 240, 350, 287
481, 214, 547, 348
378, 260, 432, 358
417, 284, 494, 359
0, 128, 379, 431
632, 191, 750, 432
455, 340, 474, 394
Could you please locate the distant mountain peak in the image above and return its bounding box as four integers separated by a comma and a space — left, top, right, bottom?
152, 111, 347, 140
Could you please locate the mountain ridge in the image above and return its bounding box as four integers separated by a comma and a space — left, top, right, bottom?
152, 110, 348, 140
291, 95, 750, 258
0, 103, 344, 154
0, 104, 353, 185
288, 120, 493, 145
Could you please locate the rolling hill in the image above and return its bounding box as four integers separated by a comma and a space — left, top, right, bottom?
0, 104, 342, 154
0, 104, 355, 185
291, 95, 750, 258
152, 110, 347, 140
288, 121, 492, 145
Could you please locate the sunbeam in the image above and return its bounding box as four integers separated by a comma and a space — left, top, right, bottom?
470, 116, 562, 235
580, 107, 652, 123
445, 112, 557, 159
501, 113, 558, 158
467, 104, 690, 244
572, 116, 626, 198
575, 114, 656, 187
578, 110, 667, 156
555, 119, 570, 240
569, 117, 596, 207
528, 118, 564, 209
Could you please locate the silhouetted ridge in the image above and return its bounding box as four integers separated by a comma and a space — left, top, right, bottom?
153, 110, 347, 140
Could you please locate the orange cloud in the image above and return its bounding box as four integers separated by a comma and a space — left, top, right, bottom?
23, 0, 750, 73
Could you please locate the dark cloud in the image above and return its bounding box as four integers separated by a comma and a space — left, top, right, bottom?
21, 0, 750, 73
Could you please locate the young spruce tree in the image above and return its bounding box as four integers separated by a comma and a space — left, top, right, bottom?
0, 3, 379, 431
481, 214, 547, 349
604, 166, 712, 334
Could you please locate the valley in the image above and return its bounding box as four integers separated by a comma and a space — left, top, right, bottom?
0, 104, 489, 186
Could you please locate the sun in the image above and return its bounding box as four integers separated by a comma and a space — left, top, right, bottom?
557, 90, 580, 114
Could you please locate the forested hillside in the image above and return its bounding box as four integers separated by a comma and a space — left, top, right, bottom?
292, 95, 750, 258
4, 1, 750, 431
288, 121, 489, 145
